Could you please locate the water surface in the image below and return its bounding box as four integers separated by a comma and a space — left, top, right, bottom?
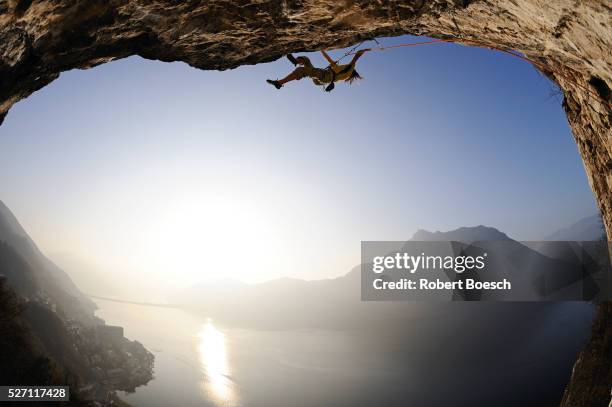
96, 301, 594, 407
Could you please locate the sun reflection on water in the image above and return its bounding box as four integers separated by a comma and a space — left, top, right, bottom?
197, 319, 236, 405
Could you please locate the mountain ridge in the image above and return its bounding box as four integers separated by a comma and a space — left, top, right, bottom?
0, 200, 95, 320
544, 214, 605, 241
411, 225, 512, 242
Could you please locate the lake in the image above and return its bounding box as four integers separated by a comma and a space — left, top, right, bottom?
96, 301, 595, 407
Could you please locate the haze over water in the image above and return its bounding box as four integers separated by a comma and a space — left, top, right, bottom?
97, 299, 595, 407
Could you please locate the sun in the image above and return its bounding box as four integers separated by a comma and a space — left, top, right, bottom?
141, 194, 287, 285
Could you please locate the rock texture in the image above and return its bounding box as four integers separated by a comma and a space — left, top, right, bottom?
561, 302, 612, 407
0, 1, 610, 405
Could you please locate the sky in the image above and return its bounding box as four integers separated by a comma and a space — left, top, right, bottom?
0, 35, 598, 299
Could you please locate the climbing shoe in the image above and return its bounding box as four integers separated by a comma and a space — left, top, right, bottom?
286, 54, 298, 65
325, 82, 335, 92
266, 79, 282, 89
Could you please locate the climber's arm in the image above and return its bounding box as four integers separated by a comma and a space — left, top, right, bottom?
348, 48, 370, 66
320, 50, 337, 67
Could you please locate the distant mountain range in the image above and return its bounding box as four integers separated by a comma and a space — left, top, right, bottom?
413, 226, 606, 301
544, 214, 605, 241
174, 223, 600, 327
411, 225, 511, 242
410, 216, 605, 242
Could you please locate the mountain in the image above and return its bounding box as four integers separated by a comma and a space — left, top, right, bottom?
411, 225, 512, 242
544, 214, 605, 241
0, 200, 154, 401
175, 225, 595, 324
0, 200, 95, 321
175, 271, 363, 329
410, 225, 607, 301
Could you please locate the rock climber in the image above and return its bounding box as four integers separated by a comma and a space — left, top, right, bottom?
266, 49, 369, 92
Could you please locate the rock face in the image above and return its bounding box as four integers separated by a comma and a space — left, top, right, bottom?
561, 302, 612, 407
0, 1, 610, 405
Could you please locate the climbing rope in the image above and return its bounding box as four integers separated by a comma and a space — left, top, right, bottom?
335, 38, 610, 107
334, 40, 366, 64
335, 39, 452, 63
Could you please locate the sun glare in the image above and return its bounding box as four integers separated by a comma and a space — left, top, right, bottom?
141, 195, 287, 285
198, 320, 235, 404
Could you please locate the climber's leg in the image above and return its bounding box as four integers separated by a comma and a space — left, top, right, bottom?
268, 66, 313, 87
266, 68, 305, 89
278, 67, 311, 84
266, 65, 322, 89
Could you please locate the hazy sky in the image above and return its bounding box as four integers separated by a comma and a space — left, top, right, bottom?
0, 35, 597, 298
